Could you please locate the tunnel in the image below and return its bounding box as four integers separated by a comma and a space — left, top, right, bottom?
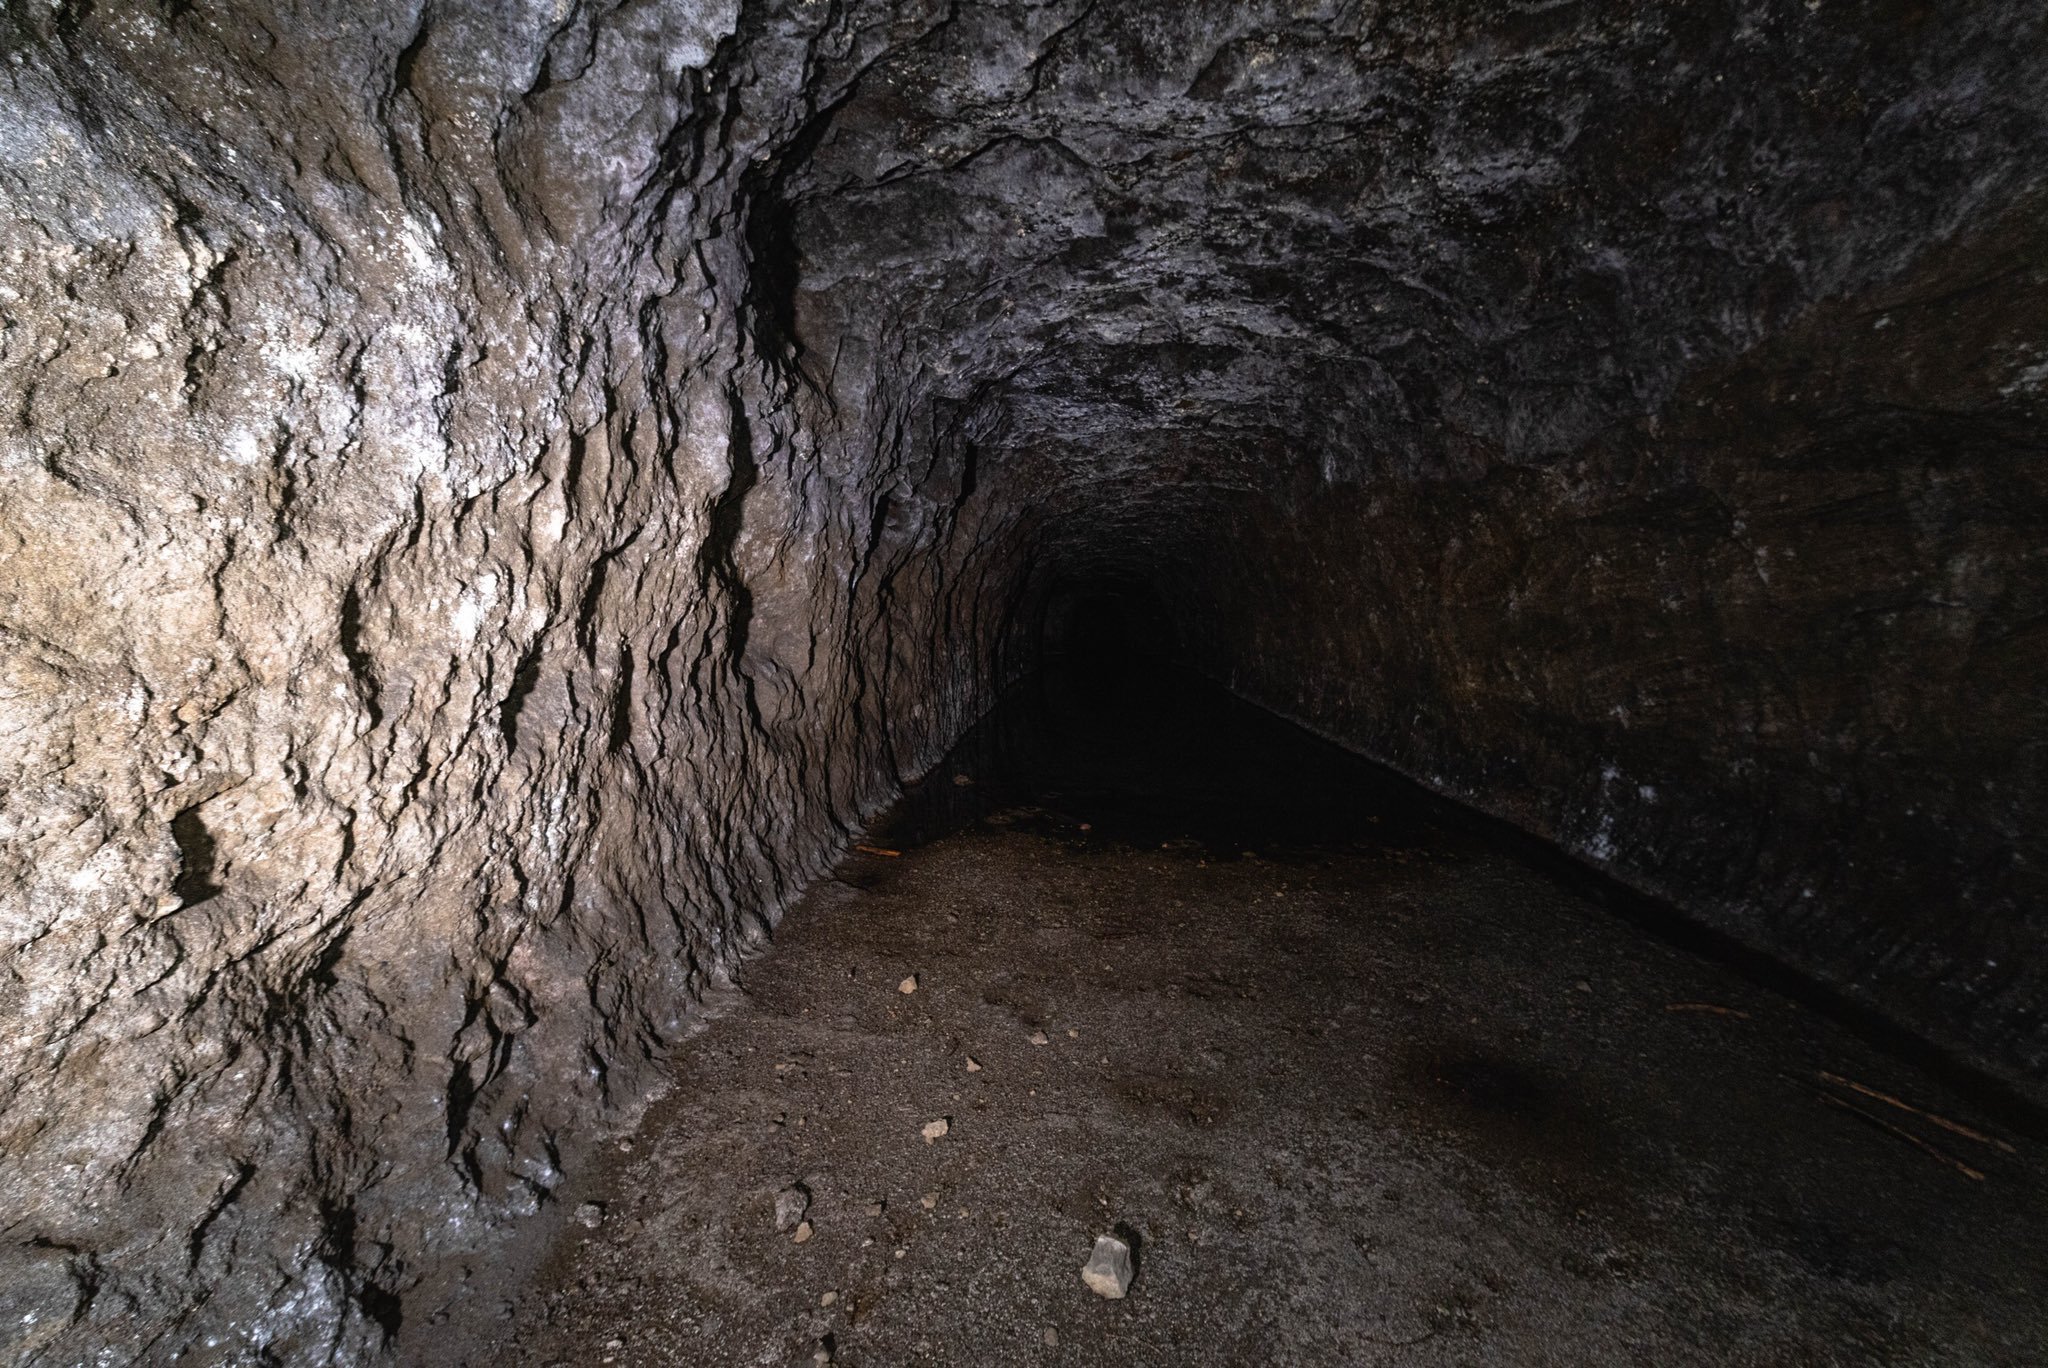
0, 1, 2045, 1364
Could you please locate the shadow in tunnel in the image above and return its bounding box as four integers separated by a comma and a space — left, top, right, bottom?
1034, 580, 1178, 708
874, 609, 2048, 1144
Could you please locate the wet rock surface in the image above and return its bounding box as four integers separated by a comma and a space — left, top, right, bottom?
0, 0, 2043, 1362
461, 677, 2048, 1366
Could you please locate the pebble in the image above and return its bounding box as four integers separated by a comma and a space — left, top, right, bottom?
921, 1118, 949, 1143
1043, 1328, 1059, 1347
899, 974, 919, 994
864, 1200, 885, 1216
964, 1056, 982, 1072
1081, 1234, 1134, 1299
1028, 1030, 1050, 1046
919, 1194, 936, 1210
820, 1291, 837, 1307
573, 1202, 604, 1230
775, 1185, 810, 1232
793, 1220, 815, 1244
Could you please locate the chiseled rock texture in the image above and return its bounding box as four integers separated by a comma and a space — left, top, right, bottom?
0, 0, 2042, 1362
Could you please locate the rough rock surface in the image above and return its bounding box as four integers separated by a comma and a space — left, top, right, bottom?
1080, 1234, 1134, 1300
0, 1, 2043, 1363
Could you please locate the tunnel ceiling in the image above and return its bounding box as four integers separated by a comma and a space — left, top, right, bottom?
776, 1, 2030, 520
0, 1, 2044, 1362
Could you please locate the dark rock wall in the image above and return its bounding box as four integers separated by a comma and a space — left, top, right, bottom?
1186, 198, 2048, 1087
0, 0, 2042, 1362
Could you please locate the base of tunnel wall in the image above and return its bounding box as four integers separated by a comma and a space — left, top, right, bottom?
1207, 670, 2048, 1121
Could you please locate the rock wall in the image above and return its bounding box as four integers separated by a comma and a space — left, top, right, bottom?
0, 2, 1018, 1361
1, 0, 2044, 1363
1186, 197, 2048, 1089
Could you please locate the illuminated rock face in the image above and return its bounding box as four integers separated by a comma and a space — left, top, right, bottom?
0, 1, 2041, 1360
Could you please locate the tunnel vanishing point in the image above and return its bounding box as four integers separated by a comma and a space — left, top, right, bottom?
1, 1, 2045, 1363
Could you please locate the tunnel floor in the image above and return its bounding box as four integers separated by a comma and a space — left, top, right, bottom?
446, 672, 2047, 1367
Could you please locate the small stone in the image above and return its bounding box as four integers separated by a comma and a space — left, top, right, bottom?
864, 1200, 885, 1216
793, 1220, 815, 1244
573, 1202, 604, 1230
1028, 1030, 1049, 1046
899, 974, 919, 994
1081, 1234, 1133, 1299
920, 1193, 936, 1210
921, 1118, 949, 1143
1574, 980, 1593, 993
1067, 1028, 1079, 1038
820, 1291, 837, 1307
1043, 1328, 1059, 1347
952, 773, 973, 786
964, 1056, 982, 1072
775, 1184, 811, 1232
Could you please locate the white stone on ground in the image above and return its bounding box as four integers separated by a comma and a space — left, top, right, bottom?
774, 1184, 810, 1231
1081, 1234, 1133, 1299
921, 1118, 949, 1142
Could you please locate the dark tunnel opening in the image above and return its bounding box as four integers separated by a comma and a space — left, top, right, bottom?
1035, 578, 1180, 688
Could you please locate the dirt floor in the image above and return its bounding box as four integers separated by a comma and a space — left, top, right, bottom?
434, 670, 2048, 1367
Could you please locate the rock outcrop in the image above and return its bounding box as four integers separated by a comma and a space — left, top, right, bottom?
0, 1, 2041, 1362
